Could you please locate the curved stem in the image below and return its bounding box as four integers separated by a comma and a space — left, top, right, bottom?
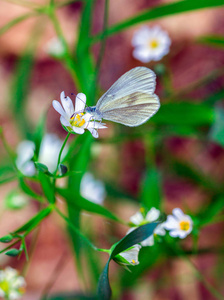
53, 133, 70, 186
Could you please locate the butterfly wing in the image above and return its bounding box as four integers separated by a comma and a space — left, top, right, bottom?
95, 67, 160, 127
98, 92, 159, 127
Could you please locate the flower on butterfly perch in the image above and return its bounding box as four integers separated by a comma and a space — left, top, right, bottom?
132, 25, 171, 63
127, 207, 166, 246
163, 208, 193, 239
52, 91, 107, 138
113, 244, 141, 268
0, 267, 26, 300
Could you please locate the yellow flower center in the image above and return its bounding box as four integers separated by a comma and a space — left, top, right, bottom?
70, 113, 85, 127
132, 259, 136, 264
179, 221, 190, 231
0, 280, 10, 294
149, 39, 159, 49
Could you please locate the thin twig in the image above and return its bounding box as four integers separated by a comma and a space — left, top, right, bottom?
40, 251, 69, 300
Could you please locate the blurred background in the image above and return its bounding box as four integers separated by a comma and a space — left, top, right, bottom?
0, 0, 224, 299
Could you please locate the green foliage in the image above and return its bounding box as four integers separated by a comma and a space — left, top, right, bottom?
153, 102, 214, 126
140, 168, 162, 210
98, 222, 158, 300
198, 35, 224, 48
57, 188, 122, 222
0, 234, 14, 243
1, 0, 224, 299
93, 0, 224, 40
209, 106, 224, 147
5, 248, 21, 257
13, 206, 53, 234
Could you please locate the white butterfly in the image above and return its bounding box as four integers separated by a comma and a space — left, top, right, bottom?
85, 66, 160, 127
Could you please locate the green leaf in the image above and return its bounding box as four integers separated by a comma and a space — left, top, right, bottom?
13, 206, 53, 234
196, 195, 224, 227
92, 0, 224, 41
98, 261, 111, 300
10, 53, 35, 138
205, 89, 224, 106
0, 234, 13, 243
32, 113, 46, 154
19, 177, 42, 200
38, 172, 55, 204
0, 175, 17, 185
10, 20, 44, 138
153, 102, 214, 126
97, 222, 158, 300
66, 134, 93, 273
111, 222, 158, 258
209, 106, 224, 147
57, 188, 122, 223
198, 35, 224, 48
140, 168, 162, 210
0, 165, 15, 178
5, 248, 21, 257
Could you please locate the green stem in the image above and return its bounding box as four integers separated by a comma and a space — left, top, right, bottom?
91, 0, 109, 101
54, 206, 98, 251
53, 133, 70, 186
0, 129, 18, 171
48, 6, 82, 90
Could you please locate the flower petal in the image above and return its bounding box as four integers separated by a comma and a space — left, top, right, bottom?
88, 128, 99, 138
52, 100, 67, 119
163, 215, 178, 230
133, 47, 153, 63
141, 235, 154, 247
155, 224, 166, 236
72, 126, 85, 135
60, 91, 74, 117
75, 93, 86, 113
146, 207, 160, 222
172, 208, 185, 221
60, 116, 70, 127
119, 244, 141, 265
169, 229, 182, 238
132, 26, 151, 46
130, 212, 144, 225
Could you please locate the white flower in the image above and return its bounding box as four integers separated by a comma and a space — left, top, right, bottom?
16, 134, 68, 176
52, 91, 107, 138
115, 244, 141, 266
0, 267, 26, 300
38, 134, 68, 173
163, 208, 193, 239
80, 172, 106, 205
16, 140, 36, 176
132, 25, 171, 63
45, 37, 65, 57
128, 207, 165, 247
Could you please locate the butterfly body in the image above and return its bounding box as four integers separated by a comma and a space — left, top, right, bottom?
85, 67, 160, 127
